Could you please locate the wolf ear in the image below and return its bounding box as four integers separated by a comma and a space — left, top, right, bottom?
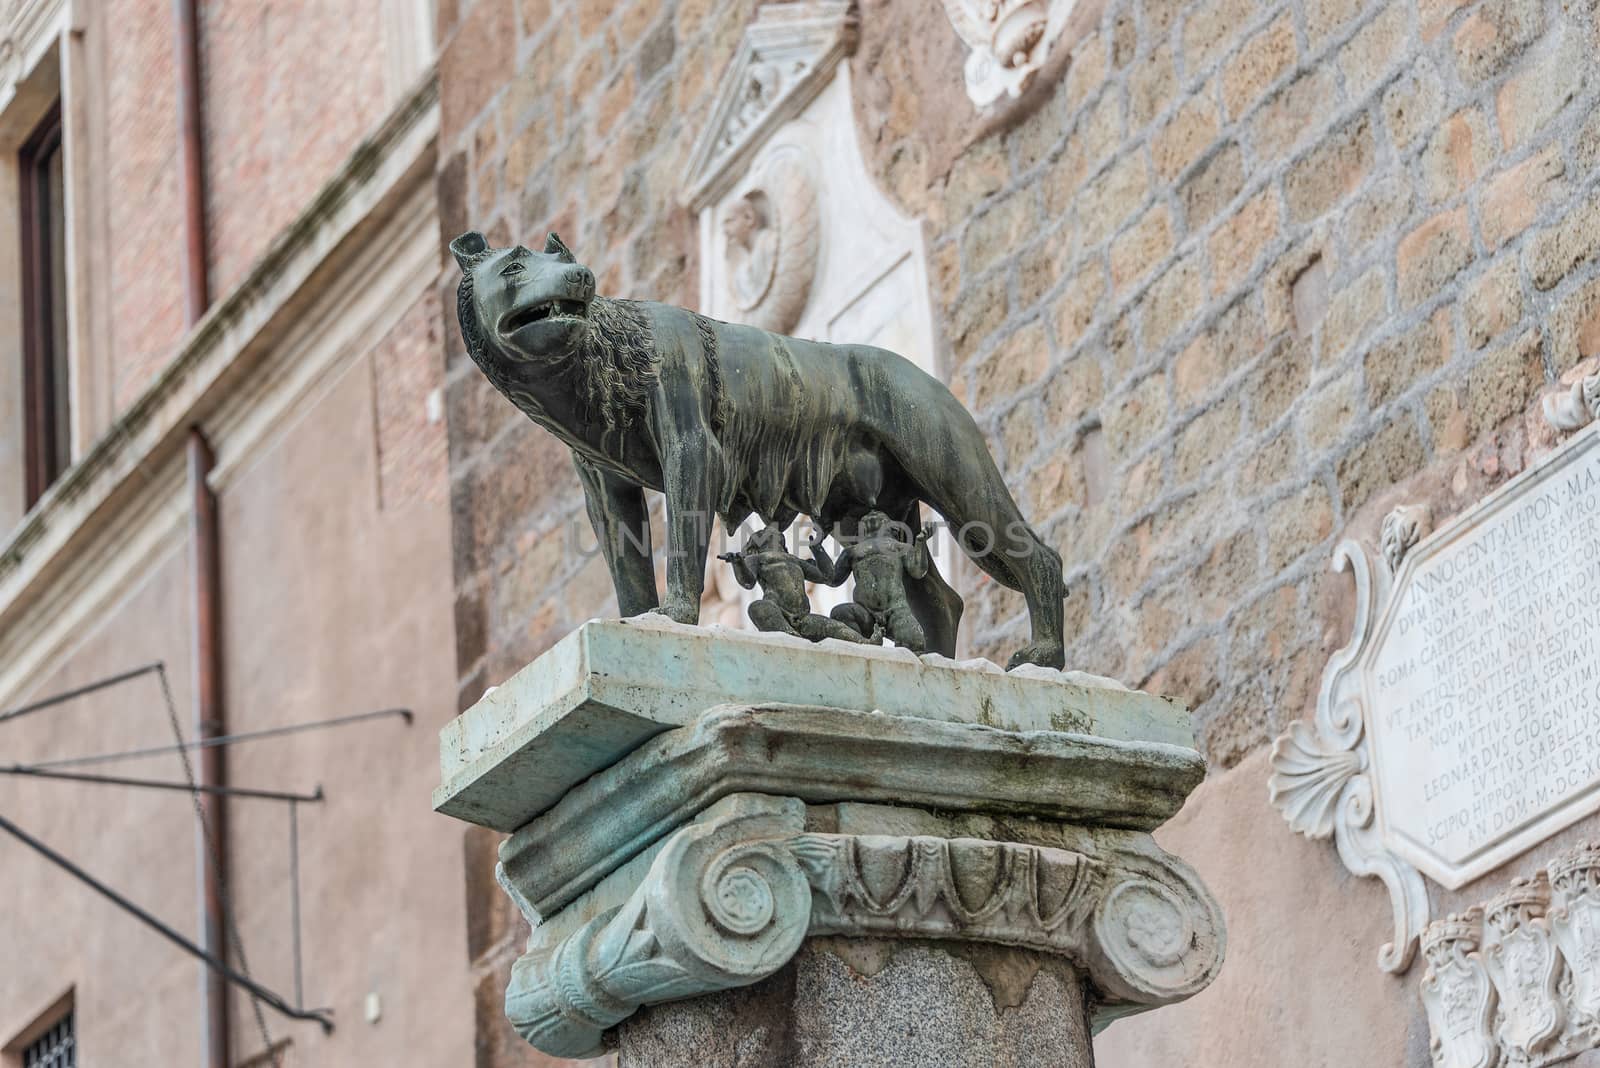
450, 231, 489, 269
545, 232, 576, 264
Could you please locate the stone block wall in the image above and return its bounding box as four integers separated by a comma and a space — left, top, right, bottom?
440, 0, 1600, 771
910, 0, 1600, 770
435, 0, 1600, 1059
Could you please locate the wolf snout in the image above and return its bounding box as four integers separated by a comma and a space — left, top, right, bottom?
564, 266, 595, 301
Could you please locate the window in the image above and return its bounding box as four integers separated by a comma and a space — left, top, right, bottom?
18, 1011, 73, 1068
19, 100, 68, 508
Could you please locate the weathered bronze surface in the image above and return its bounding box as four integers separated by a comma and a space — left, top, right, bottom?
825, 510, 935, 654
451, 231, 1066, 669
719, 525, 874, 643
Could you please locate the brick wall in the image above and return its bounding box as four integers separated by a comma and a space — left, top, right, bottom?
104, 0, 186, 409
102, 0, 403, 410
436, 0, 1600, 1057
199, 0, 392, 298
372, 286, 450, 512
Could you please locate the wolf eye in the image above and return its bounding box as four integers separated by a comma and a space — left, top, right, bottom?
500, 261, 525, 278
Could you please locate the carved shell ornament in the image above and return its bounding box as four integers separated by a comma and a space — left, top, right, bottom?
1267, 535, 1430, 974
1380, 504, 1431, 572
720, 148, 820, 336
939, 0, 1074, 106
1544, 369, 1600, 432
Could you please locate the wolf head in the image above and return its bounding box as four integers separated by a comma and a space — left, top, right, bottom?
451, 231, 660, 431
451, 231, 597, 366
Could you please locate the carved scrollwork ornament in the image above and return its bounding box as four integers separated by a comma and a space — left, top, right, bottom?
1269, 539, 1430, 973
504, 806, 812, 1059
502, 799, 1225, 1058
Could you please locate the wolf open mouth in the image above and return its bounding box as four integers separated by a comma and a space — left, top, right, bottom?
503, 299, 587, 332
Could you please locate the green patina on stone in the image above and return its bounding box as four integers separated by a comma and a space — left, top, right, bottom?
433, 616, 1194, 833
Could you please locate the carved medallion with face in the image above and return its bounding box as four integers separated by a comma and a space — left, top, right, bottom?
714, 146, 820, 335
723, 191, 778, 312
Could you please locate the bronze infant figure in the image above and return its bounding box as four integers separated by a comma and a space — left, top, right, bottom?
825, 511, 936, 654
718, 524, 878, 645
451, 230, 1066, 669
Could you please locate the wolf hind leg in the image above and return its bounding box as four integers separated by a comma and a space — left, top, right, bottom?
937, 492, 1065, 671
1006, 531, 1066, 670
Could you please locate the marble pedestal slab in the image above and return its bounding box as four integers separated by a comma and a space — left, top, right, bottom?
433, 616, 1191, 831
433, 622, 1225, 1065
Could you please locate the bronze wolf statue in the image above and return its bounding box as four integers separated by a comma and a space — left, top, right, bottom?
451, 231, 1066, 669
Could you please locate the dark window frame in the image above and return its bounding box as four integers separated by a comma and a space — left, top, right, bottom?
19, 100, 66, 508
16, 1007, 73, 1068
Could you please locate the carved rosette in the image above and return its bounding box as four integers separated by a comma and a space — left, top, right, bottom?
1088, 848, 1226, 1007
1268, 535, 1430, 973
505, 801, 1225, 1058
1422, 910, 1499, 1068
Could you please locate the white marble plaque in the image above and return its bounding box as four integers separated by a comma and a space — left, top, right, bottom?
1369, 428, 1600, 888
1272, 423, 1600, 973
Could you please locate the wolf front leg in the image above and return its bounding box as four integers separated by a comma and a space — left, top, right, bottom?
658, 430, 720, 626
574, 457, 659, 617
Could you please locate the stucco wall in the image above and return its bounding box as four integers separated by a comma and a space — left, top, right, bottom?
215, 318, 464, 1066
0, 282, 466, 1065
0, 548, 201, 1065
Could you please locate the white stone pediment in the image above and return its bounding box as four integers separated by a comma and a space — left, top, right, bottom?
680, 1, 858, 214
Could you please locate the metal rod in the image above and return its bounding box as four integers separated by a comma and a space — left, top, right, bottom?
0, 766, 324, 804
0, 809, 333, 1033
289, 799, 303, 1010
173, 0, 209, 325
0, 662, 164, 726
188, 429, 230, 1068
26, 707, 413, 770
